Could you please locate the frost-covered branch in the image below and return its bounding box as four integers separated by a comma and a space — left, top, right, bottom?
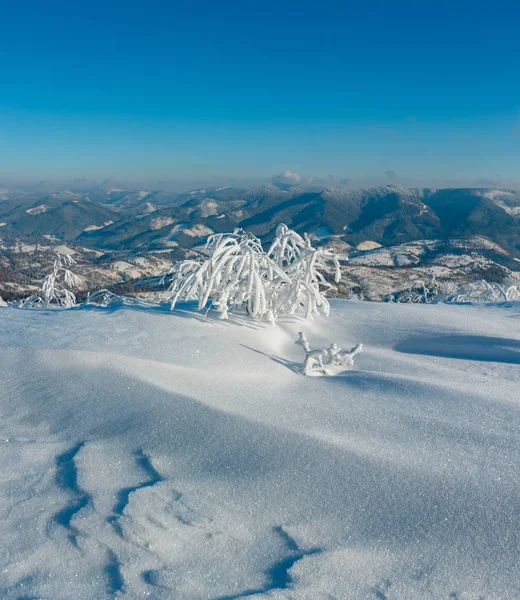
296, 332, 363, 375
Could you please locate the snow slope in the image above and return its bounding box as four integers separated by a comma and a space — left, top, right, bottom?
0, 300, 520, 599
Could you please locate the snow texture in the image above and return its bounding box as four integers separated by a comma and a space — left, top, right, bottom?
0, 300, 520, 598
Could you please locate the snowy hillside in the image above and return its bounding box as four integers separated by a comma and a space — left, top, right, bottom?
1, 300, 520, 599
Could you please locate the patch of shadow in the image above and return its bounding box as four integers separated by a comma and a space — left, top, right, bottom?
213, 526, 323, 599
240, 344, 302, 375
81, 301, 265, 330
8, 574, 51, 599
239, 193, 319, 229
52, 441, 90, 546
395, 334, 520, 364
142, 570, 158, 586
241, 344, 354, 378
372, 578, 392, 600
142, 570, 171, 590
105, 549, 124, 596
108, 449, 164, 536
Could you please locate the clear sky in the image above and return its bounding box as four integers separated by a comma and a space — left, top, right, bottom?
0, 0, 519, 187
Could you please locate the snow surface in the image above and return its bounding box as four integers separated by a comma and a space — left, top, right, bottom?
26, 204, 51, 215
0, 300, 520, 599
83, 221, 114, 232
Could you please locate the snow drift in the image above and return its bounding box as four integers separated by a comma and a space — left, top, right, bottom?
0, 300, 519, 599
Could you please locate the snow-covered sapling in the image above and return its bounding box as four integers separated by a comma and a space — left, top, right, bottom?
327, 342, 363, 367
295, 332, 328, 375
21, 254, 82, 308
42, 254, 82, 308
296, 332, 363, 375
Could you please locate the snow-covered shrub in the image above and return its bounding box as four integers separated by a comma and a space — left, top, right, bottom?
84, 289, 128, 307
20, 254, 82, 308
386, 278, 440, 303
386, 277, 520, 305
295, 332, 363, 376
344, 286, 365, 301
165, 224, 343, 323
84, 288, 156, 308
443, 279, 520, 304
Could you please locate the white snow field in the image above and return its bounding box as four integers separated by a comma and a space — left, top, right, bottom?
1, 300, 520, 599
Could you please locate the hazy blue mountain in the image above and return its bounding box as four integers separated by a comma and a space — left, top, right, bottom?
2, 184, 520, 261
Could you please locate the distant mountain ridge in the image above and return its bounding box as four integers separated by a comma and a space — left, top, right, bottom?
1, 185, 520, 259
1, 184, 519, 302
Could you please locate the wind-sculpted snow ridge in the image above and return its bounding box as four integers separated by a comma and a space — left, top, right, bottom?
214, 527, 323, 599
50, 442, 90, 546
1, 300, 520, 598
107, 448, 164, 538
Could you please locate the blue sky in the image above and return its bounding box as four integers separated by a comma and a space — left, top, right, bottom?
0, 0, 519, 187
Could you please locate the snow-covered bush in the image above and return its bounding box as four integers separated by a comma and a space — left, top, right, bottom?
386, 278, 440, 304
295, 332, 363, 375
84, 288, 156, 308
344, 286, 365, 301
165, 224, 343, 323
443, 279, 520, 303
386, 277, 520, 305
84, 289, 129, 307
20, 254, 82, 308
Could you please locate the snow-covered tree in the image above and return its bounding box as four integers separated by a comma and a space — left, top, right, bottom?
267, 224, 341, 319
165, 224, 344, 323
21, 254, 82, 308
42, 254, 82, 307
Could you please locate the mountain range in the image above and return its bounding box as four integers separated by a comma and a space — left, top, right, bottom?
1, 184, 519, 301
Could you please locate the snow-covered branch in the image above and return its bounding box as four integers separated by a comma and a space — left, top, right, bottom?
296, 332, 363, 375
